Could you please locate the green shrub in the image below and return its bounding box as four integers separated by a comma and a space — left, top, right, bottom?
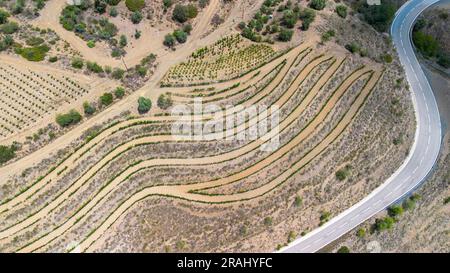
26, 37, 44, 46
437, 53, 450, 68
183, 23, 192, 34
413, 31, 439, 58
172, 4, 198, 23
71, 57, 84, 69
119, 34, 128, 47
163, 33, 175, 47
163, 0, 173, 8
131, 11, 143, 24
278, 28, 293, 41
356, 228, 366, 238
374, 216, 395, 232
361, 2, 396, 32
109, 7, 118, 17
0, 145, 17, 164
336, 5, 347, 18
114, 86, 125, 98
173, 29, 188, 43
60, 5, 83, 31
444, 197, 450, 205
49, 56, 58, 63
56, 110, 82, 127
345, 42, 360, 54
107, 0, 122, 5
310, 0, 326, 11
298, 8, 315, 30
87, 61, 104, 73
136, 65, 147, 76
94, 0, 108, 14
0, 8, 10, 24
125, 0, 145, 12
100, 92, 114, 106
134, 29, 141, 39
138, 96, 152, 114
388, 205, 404, 218
335, 165, 351, 181
0, 21, 19, 34
294, 195, 302, 207
157, 93, 173, 109
383, 54, 393, 63
111, 68, 125, 79
87, 40, 96, 48
282, 9, 298, 28
17, 45, 50, 62
264, 217, 273, 226
0, 35, 13, 51
321, 29, 335, 42
337, 246, 350, 253
83, 101, 96, 115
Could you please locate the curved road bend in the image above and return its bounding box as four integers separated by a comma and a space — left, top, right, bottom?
280, 0, 442, 253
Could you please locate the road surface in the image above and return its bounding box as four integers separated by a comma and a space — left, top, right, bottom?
280, 0, 442, 253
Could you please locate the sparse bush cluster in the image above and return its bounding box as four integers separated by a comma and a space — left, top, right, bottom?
56, 109, 82, 127
163, 24, 192, 47
0, 144, 17, 164
238, 0, 317, 43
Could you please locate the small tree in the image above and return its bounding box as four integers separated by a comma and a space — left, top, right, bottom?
0, 145, 17, 164
94, 0, 107, 14
299, 8, 315, 30
119, 35, 128, 47
183, 23, 192, 34
337, 246, 350, 253
264, 217, 273, 226
157, 93, 173, 109
356, 228, 366, 238
114, 86, 125, 98
278, 28, 293, 42
164, 34, 175, 47
173, 29, 188, 43
131, 11, 143, 24
335, 5, 347, 18
100, 92, 114, 106
111, 68, 125, 79
83, 101, 96, 115
138, 97, 152, 113
310, 0, 326, 11
0, 8, 10, 24
71, 57, 84, 69
56, 110, 82, 127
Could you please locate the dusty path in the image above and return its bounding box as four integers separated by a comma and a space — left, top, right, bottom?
0, 50, 329, 243
21, 56, 371, 252
73, 70, 382, 252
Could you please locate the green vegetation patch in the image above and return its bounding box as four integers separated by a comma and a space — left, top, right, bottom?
0, 144, 17, 164
16, 44, 50, 62
56, 109, 82, 127
125, 0, 145, 12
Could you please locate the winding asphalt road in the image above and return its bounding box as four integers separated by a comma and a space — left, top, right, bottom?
280, 0, 442, 253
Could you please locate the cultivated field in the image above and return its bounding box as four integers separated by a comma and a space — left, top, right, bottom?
0, 56, 113, 141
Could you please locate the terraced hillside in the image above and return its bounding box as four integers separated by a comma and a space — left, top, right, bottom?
0, 33, 416, 252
